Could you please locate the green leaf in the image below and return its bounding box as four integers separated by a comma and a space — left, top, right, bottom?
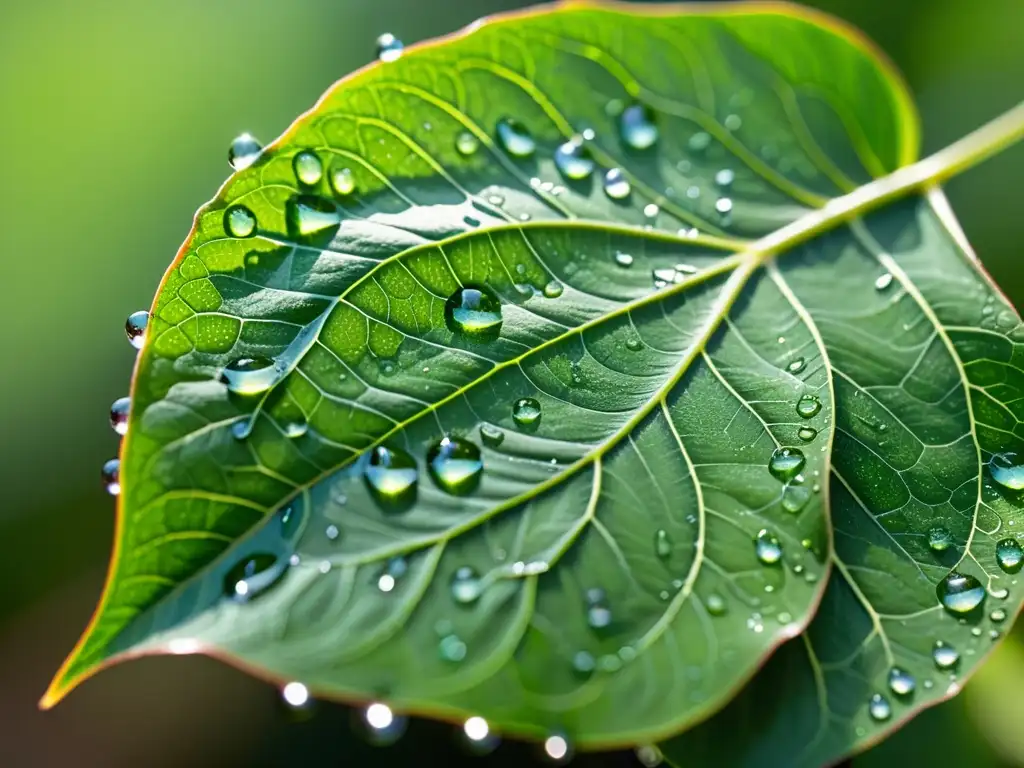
43, 0, 1024, 762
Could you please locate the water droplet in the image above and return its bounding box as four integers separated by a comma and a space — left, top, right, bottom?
544, 734, 570, 762
285, 195, 341, 240
452, 565, 483, 604
655, 529, 672, 559
293, 150, 323, 186
797, 426, 817, 442
996, 538, 1023, 572
626, 337, 642, 351
643, 203, 660, 219
755, 529, 783, 565
495, 118, 535, 158
543, 280, 564, 299
427, 436, 483, 495
109, 397, 130, 436
875, 273, 894, 291
927, 526, 954, 552
376, 33, 403, 62
571, 650, 597, 678
768, 447, 805, 482
724, 114, 743, 131
936, 571, 986, 615
796, 394, 821, 418
553, 137, 594, 180
365, 701, 395, 731
444, 286, 503, 340
635, 745, 664, 768
102, 458, 120, 495
603, 168, 631, 200
223, 553, 285, 601
715, 198, 733, 215
227, 132, 263, 171
990, 607, 1007, 623
585, 588, 612, 629
619, 103, 658, 150
455, 131, 480, 156
284, 419, 308, 439
324, 524, 340, 542
782, 484, 810, 513
613, 251, 634, 268
281, 681, 310, 708
868, 693, 892, 722
224, 204, 257, 238
463, 715, 490, 742
512, 397, 542, 431
479, 424, 505, 448
715, 168, 735, 187
933, 641, 960, 670
688, 132, 711, 152
991, 586, 1009, 599
888, 667, 915, 697
125, 310, 149, 349
989, 452, 1024, 490
787, 357, 806, 374
705, 593, 727, 616
364, 445, 418, 506
439, 633, 467, 662
330, 166, 356, 196
220, 357, 277, 396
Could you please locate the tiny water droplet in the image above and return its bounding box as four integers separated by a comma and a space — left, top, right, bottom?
427, 436, 483, 495
451, 565, 483, 604
365, 701, 397, 733
325, 524, 340, 541
439, 633, 467, 662
512, 398, 542, 431
932, 641, 960, 670
868, 693, 892, 722
377, 556, 407, 593
284, 419, 308, 438
543, 280, 564, 299
990, 608, 1007, 623
635, 745, 664, 768
102, 458, 120, 495
285, 195, 341, 240
724, 114, 742, 131
544, 733, 571, 762
875, 273, 894, 291
444, 286, 503, 340
782, 484, 810, 513
755, 529, 783, 565
714, 168, 735, 187
787, 357, 806, 374
572, 650, 596, 677
715, 198, 733, 215
603, 168, 631, 200
463, 715, 490, 743
796, 394, 821, 418
125, 311, 149, 349
495, 118, 535, 158
995, 537, 1023, 572
220, 357, 277, 396
704, 593, 727, 616
554, 137, 594, 180
927, 526, 954, 552
224, 205, 257, 238
989, 452, 1024, 490
479, 424, 505, 448
643, 203, 660, 219
614, 251, 634, 269
797, 426, 817, 442
455, 131, 480, 156
281, 681, 310, 708
768, 447, 806, 482
293, 150, 323, 186
936, 571, 986, 615
655, 528, 672, 559
364, 445, 418, 506
376, 33, 403, 62
626, 337, 642, 351
330, 166, 356, 196
888, 667, 915, 697
688, 132, 711, 152
228, 132, 262, 171
224, 553, 285, 601
109, 397, 130, 435
619, 103, 658, 150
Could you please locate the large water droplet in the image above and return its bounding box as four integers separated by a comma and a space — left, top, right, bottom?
603, 168, 631, 200
223, 553, 285, 601
439, 633, 467, 662
451, 565, 483, 604
868, 693, 891, 722
796, 394, 821, 418
220, 357, 277, 396
285, 195, 341, 240
376, 33, 404, 62
768, 447, 806, 482
455, 131, 480, 156
224, 205, 257, 238
543, 280, 564, 299
888, 667, 915, 697
619, 103, 658, 150
554, 137, 595, 180
102, 458, 121, 496
927, 526, 954, 553
109, 396, 130, 436
932, 641, 959, 670
228, 133, 262, 171
754, 529, 783, 565
782, 484, 810, 513
936, 571, 986, 615
364, 445, 418, 506
427, 436, 483, 495
495, 118, 535, 158
125, 311, 149, 350
444, 286, 503, 341
479, 424, 505, 448
293, 150, 323, 186
512, 398, 541, 431
655, 529, 672, 559
330, 166, 356, 196
995, 537, 1023, 572
989, 452, 1024, 490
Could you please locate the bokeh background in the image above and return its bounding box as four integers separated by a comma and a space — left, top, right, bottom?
1, 0, 1021, 766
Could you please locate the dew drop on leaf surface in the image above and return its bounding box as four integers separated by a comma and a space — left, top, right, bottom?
451, 565, 482, 604
995, 537, 1023, 572
220, 357, 277, 396
868, 693, 891, 722
223, 553, 285, 601
455, 130, 480, 156
292, 150, 323, 186
927, 526, 954, 552
109, 397, 130, 436
375, 33, 404, 62
754, 529, 783, 565
125, 310, 149, 349
768, 447, 806, 482
604, 168, 632, 200
444, 286, 503, 340
936, 571, 986, 615
654, 528, 672, 559
495, 117, 535, 158
478, 424, 505, 448
285, 195, 341, 240
427, 436, 483, 495
989, 452, 1024, 490
932, 641, 960, 670
101, 458, 120, 496
329, 166, 356, 196
619, 103, 658, 150
224, 205, 257, 238
553, 137, 595, 180
796, 394, 822, 418
512, 397, 542, 430
887, 667, 915, 697
363, 445, 418, 506
228, 132, 262, 171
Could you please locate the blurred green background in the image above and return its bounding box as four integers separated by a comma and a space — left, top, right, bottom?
0, 0, 1021, 765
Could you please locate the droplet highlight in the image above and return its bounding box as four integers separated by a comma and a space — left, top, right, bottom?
927, 526, 954, 553
285, 195, 341, 240
796, 394, 822, 418
376, 33, 404, 62
451, 565, 483, 604
224, 205, 257, 238
223, 553, 285, 601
